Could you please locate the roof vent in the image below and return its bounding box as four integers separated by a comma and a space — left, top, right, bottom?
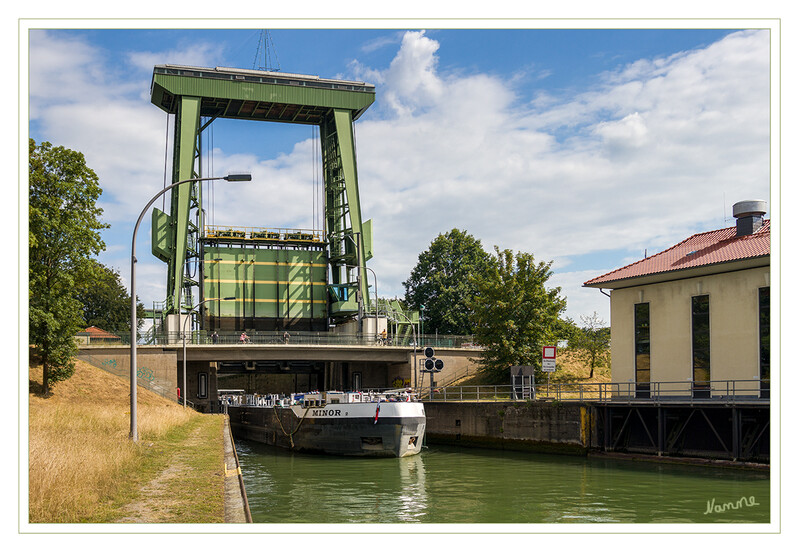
732, 199, 767, 237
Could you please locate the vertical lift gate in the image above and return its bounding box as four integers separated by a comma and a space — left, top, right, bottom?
149, 65, 375, 332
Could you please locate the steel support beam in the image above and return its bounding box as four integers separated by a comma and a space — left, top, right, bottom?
151, 66, 376, 329
165, 95, 201, 314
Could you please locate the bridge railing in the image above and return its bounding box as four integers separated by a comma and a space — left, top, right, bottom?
422, 379, 770, 405
77, 330, 479, 349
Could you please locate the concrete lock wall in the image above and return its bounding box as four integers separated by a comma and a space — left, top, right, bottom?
76, 347, 179, 399
411, 348, 481, 388
425, 401, 596, 455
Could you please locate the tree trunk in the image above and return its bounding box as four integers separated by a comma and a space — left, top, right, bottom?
42, 362, 50, 396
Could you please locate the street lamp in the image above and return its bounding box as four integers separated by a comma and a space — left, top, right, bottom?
130, 173, 251, 441
343, 263, 378, 317
181, 297, 235, 409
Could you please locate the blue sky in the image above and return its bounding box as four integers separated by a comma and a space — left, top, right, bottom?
25, 23, 775, 326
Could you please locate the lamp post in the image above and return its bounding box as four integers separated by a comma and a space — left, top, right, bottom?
343, 263, 378, 319
130, 173, 251, 441
420, 304, 425, 344
181, 296, 235, 409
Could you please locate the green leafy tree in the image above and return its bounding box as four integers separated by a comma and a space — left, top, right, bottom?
29, 139, 108, 394
76, 260, 145, 333
570, 312, 611, 379
403, 229, 493, 335
470, 247, 567, 383
553, 316, 580, 344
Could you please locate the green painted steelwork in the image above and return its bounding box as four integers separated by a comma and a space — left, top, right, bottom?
151, 94, 203, 312
149, 65, 375, 329
202, 246, 327, 331
321, 109, 373, 314
151, 208, 173, 262
151, 66, 374, 125
380, 298, 420, 345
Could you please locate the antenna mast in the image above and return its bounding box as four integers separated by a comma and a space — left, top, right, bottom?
253, 30, 281, 72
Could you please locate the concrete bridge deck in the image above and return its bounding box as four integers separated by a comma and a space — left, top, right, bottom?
77, 343, 481, 411
80, 343, 422, 364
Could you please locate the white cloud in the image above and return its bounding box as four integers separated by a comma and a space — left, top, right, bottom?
28, 31, 110, 111
29, 31, 240, 223
347, 29, 770, 320
548, 268, 613, 323
594, 111, 649, 154
126, 42, 226, 73
359, 32, 405, 54
27, 29, 771, 325
381, 30, 446, 117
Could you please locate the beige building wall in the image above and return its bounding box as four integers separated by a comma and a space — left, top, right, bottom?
609, 266, 769, 394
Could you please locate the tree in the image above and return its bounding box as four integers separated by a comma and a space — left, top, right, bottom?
470, 247, 567, 383
403, 229, 493, 335
76, 260, 145, 333
29, 139, 108, 394
553, 316, 580, 344
570, 312, 611, 379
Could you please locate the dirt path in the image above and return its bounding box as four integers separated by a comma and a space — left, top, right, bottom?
115, 424, 207, 523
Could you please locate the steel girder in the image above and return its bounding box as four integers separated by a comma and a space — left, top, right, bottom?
150, 66, 375, 322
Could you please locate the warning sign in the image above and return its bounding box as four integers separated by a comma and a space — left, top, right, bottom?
542, 346, 557, 372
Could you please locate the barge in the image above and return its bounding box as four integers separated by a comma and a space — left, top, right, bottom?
225, 390, 426, 457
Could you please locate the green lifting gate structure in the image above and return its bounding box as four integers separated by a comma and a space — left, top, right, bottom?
149, 65, 375, 332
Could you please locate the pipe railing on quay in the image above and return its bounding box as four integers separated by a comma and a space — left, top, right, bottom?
422, 379, 770, 405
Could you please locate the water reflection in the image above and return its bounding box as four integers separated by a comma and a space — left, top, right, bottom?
235, 441, 769, 524
394, 453, 427, 522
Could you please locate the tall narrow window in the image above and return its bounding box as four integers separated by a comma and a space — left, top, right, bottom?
692, 295, 710, 398
759, 287, 770, 398
634, 303, 650, 398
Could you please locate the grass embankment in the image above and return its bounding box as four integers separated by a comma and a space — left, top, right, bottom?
457, 350, 611, 399
546, 350, 611, 384
29, 359, 226, 523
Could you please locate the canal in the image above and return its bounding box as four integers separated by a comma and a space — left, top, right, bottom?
235, 441, 770, 524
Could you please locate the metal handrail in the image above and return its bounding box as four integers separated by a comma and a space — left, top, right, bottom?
78, 330, 480, 349
424, 379, 770, 405
204, 225, 324, 243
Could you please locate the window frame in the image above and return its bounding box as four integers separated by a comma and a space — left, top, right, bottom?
633, 302, 651, 398
759, 286, 770, 398
691, 294, 711, 398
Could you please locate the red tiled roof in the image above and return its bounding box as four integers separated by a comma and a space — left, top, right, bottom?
584, 220, 770, 287
83, 326, 119, 338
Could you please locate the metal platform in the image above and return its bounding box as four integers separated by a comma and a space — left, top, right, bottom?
595, 402, 769, 463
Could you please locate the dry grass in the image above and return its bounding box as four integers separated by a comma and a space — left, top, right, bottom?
549, 350, 611, 383
28, 359, 214, 523
458, 350, 611, 387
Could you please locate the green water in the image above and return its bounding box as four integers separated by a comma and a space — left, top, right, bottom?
235, 441, 770, 524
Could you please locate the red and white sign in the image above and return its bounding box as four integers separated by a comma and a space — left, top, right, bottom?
542, 346, 557, 373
